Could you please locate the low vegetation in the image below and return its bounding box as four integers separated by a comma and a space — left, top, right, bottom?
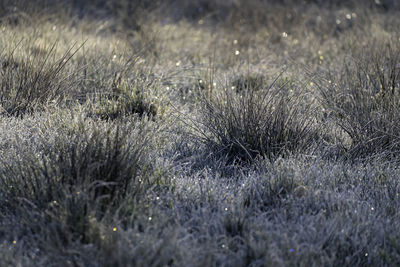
1, 0, 400, 266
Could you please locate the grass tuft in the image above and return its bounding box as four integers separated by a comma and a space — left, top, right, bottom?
194, 73, 317, 163
0, 113, 156, 253
0, 41, 81, 117
318, 38, 400, 160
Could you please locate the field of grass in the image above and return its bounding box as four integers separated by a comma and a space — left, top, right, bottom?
1, 0, 400, 266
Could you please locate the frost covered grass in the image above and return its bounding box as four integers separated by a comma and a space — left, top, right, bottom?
1, 0, 400, 266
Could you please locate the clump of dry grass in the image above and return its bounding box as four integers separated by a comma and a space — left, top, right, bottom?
194, 72, 317, 163
0, 111, 159, 263
0, 41, 81, 117
318, 38, 400, 160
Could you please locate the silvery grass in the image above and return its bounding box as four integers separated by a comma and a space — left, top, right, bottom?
5, 127, 400, 267
0, 109, 169, 266
317, 38, 400, 161
1, 0, 400, 266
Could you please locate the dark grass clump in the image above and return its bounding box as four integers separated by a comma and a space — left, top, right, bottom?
194, 73, 317, 163
0, 114, 154, 212
0, 113, 157, 264
0, 41, 81, 117
318, 38, 400, 160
